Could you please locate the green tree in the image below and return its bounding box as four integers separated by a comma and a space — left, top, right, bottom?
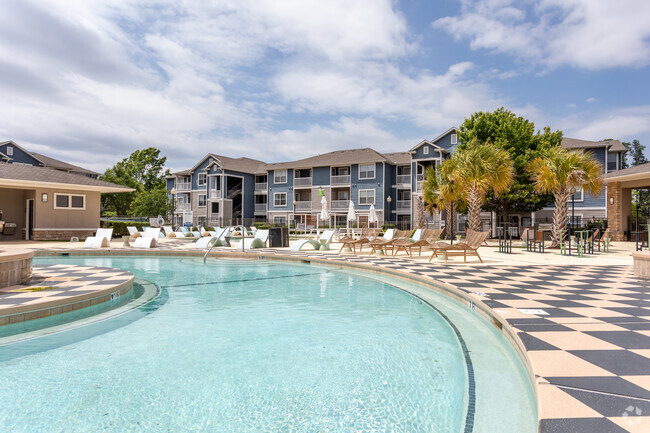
101, 148, 170, 216
422, 165, 466, 239
458, 108, 562, 219
622, 139, 647, 168
447, 140, 514, 232
527, 147, 603, 248
130, 188, 172, 217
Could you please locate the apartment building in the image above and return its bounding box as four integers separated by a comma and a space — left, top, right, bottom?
166, 130, 625, 230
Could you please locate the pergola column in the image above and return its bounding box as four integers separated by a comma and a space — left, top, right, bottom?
607, 181, 625, 241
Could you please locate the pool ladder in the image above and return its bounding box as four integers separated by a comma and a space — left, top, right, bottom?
203, 225, 247, 263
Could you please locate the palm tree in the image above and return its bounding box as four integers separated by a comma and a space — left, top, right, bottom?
527, 146, 603, 248
448, 140, 514, 232
422, 165, 466, 239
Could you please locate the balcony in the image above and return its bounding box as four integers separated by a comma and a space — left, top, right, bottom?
331, 175, 351, 185
255, 203, 267, 213
396, 200, 411, 210
175, 203, 191, 212
255, 182, 268, 191
294, 177, 312, 187
175, 182, 191, 192
210, 189, 221, 200
295, 201, 312, 212
331, 200, 350, 211
396, 174, 411, 185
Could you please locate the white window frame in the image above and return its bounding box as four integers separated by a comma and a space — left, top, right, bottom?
274, 169, 288, 184
274, 192, 287, 207
358, 163, 375, 180
451, 134, 458, 145
6, 146, 13, 156
570, 187, 584, 203
358, 189, 375, 205
273, 216, 287, 225
423, 146, 429, 155
54, 193, 86, 210
198, 173, 207, 186
198, 194, 207, 207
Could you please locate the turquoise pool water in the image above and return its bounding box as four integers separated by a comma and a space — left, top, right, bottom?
0, 256, 536, 432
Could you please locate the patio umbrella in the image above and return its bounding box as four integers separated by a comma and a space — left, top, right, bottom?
317, 195, 329, 234
346, 200, 356, 229
368, 204, 378, 227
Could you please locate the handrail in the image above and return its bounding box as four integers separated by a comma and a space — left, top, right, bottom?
203, 227, 230, 263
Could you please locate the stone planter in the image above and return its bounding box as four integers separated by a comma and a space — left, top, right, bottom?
0, 249, 34, 288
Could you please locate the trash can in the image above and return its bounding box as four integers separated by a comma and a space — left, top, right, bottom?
2, 222, 17, 236
269, 227, 289, 247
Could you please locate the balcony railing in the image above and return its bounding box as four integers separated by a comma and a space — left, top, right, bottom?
331, 175, 351, 185
417, 182, 423, 192
210, 189, 221, 200
175, 182, 191, 192
175, 203, 191, 212
331, 200, 350, 211
396, 174, 411, 185
396, 200, 411, 210
255, 182, 268, 191
295, 201, 312, 211
255, 203, 267, 212
294, 177, 312, 187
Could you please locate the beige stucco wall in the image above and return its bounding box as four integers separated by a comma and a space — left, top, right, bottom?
0, 187, 27, 240
33, 187, 100, 229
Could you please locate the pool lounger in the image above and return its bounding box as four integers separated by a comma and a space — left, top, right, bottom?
83, 228, 113, 249
291, 230, 336, 251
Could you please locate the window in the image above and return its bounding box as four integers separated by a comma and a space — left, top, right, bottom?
358, 189, 375, 205
451, 134, 458, 145
198, 173, 207, 186
6, 146, 13, 156
198, 216, 207, 227
274, 169, 287, 184
337, 191, 349, 200
198, 194, 207, 207
54, 193, 85, 210
570, 187, 584, 202
423, 146, 429, 155
274, 192, 287, 206
211, 202, 219, 213
358, 163, 375, 179
607, 160, 617, 172
273, 216, 287, 225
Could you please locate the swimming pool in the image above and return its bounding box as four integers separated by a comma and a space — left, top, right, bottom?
0, 256, 536, 432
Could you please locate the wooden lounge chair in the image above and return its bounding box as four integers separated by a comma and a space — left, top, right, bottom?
392, 229, 443, 258
428, 229, 490, 263
368, 229, 411, 255
338, 228, 381, 254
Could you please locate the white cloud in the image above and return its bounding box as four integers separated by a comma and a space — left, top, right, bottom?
433, 0, 650, 70
586, 97, 597, 103
568, 106, 650, 142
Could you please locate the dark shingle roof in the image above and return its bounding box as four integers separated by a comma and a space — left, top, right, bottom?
382, 152, 412, 165
265, 148, 391, 170
562, 138, 627, 152
0, 163, 133, 192
30, 152, 99, 176
605, 162, 650, 180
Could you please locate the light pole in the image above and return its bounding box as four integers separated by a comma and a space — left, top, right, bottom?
386, 195, 392, 228
170, 187, 176, 228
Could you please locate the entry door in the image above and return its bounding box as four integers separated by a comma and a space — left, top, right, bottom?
26, 199, 34, 240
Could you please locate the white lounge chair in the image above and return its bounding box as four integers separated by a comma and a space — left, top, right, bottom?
127, 226, 142, 238
83, 228, 113, 248
291, 230, 336, 251
242, 229, 269, 249
194, 236, 218, 249
163, 226, 176, 237
133, 227, 161, 248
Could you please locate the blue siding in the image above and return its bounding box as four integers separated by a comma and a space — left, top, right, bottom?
412, 143, 439, 161
0, 142, 42, 166
268, 169, 293, 211
313, 166, 330, 186
432, 130, 458, 152
192, 157, 212, 190
351, 162, 383, 210
166, 178, 175, 190
224, 169, 255, 219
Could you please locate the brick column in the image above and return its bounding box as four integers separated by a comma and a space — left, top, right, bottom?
607, 182, 624, 241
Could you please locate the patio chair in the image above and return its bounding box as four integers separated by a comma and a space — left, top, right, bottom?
83, 228, 113, 248
338, 228, 381, 254
392, 229, 443, 258
243, 229, 269, 249
368, 229, 411, 255
127, 226, 142, 239
133, 227, 161, 248
428, 229, 490, 263
162, 226, 176, 237
291, 230, 336, 251
596, 228, 611, 252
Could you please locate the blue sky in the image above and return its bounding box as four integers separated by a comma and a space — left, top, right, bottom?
1, 0, 648, 173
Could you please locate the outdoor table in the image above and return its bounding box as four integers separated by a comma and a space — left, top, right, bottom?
122, 235, 130, 247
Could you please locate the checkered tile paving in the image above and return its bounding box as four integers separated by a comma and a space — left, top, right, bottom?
27, 242, 650, 431
0, 264, 133, 313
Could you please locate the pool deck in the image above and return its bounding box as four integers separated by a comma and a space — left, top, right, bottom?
1, 238, 649, 432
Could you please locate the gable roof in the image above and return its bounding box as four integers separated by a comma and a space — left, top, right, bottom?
30, 152, 99, 176
188, 153, 267, 174
382, 152, 412, 165
0, 163, 133, 193
409, 127, 458, 152
265, 148, 391, 170
0, 140, 45, 165
604, 162, 650, 183
562, 138, 627, 152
